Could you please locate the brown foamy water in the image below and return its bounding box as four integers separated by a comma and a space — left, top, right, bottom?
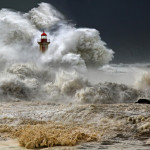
1, 101, 150, 149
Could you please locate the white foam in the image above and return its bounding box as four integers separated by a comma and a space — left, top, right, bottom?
0, 2, 146, 104
0, 3, 114, 70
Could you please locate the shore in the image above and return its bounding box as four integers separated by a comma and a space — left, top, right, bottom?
1, 101, 150, 149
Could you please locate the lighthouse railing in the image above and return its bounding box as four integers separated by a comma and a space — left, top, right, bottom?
37, 39, 50, 43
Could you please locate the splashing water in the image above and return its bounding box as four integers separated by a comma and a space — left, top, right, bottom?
1, 3, 150, 150
0, 2, 149, 104
0, 3, 114, 69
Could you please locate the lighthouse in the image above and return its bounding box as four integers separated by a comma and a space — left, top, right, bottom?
38, 32, 50, 53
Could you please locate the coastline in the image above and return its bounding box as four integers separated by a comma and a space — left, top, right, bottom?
1, 101, 150, 149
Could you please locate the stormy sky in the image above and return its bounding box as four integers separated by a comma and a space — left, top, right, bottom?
0, 0, 150, 63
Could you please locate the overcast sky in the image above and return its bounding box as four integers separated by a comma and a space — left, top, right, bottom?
0, 0, 150, 63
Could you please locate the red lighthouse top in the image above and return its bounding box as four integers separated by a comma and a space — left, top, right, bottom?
41, 32, 47, 36
38, 31, 50, 53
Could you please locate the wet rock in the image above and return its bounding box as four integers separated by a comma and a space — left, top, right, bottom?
135, 99, 150, 104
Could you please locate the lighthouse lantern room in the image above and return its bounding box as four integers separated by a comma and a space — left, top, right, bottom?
38, 32, 50, 53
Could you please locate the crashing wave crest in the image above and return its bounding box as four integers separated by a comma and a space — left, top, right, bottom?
0, 63, 143, 104
0, 2, 114, 70
0, 2, 142, 104
76, 82, 141, 104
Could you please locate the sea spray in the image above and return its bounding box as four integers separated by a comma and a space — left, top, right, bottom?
0, 63, 143, 103
76, 82, 141, 104
0, 2, 147, 104
0, 3, 114, 70
54, 71, 90, 96
135, 72, 150, 99
0, 2, 150, 150
135, 72, 150, 90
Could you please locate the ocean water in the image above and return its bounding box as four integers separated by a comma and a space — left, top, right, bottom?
0, 2, 150, 149
0, 2, 149, 103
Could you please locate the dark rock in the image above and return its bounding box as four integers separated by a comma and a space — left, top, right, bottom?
135, 99, 150, 104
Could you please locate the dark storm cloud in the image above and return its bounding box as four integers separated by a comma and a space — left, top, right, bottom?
0, 0, 150, 63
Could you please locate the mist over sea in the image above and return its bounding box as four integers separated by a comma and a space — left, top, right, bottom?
1, 2, 150, 150
0, 2, 149, 103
